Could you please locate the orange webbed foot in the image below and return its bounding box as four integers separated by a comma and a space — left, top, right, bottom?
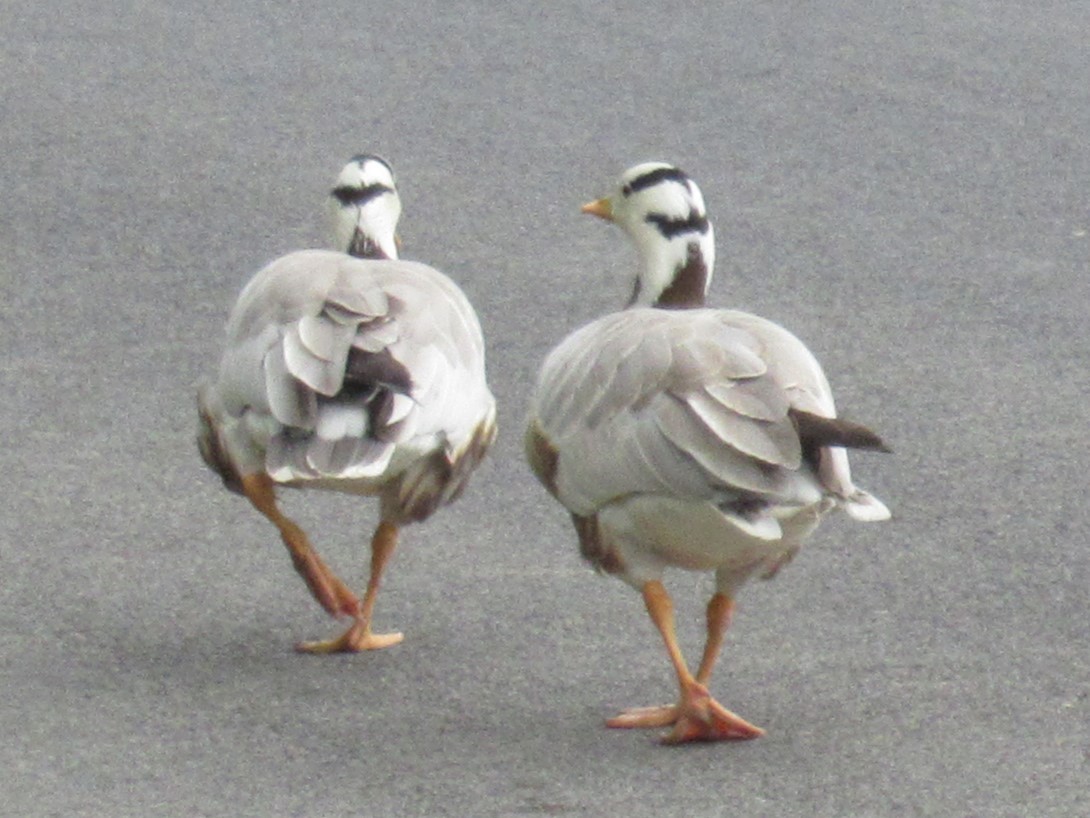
662, 683, 764, 744
609, 684, 764, 743
606, 704, 679, 729
294, 620, 404, 654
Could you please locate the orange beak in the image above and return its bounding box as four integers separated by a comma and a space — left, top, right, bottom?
580, 197, 614, 222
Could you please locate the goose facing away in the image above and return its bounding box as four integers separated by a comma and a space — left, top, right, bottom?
525, 162, 890, 742
198, 156, 496, 652
330, 153, 402, 260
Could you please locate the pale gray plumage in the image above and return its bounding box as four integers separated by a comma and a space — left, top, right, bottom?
528, 163, 888, 585
197, 156, 495, 652
524, 162, 889, 741
535, 306, 837, 522
204, 249, 492, 492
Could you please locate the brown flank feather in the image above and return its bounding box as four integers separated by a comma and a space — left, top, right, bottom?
571, 513, 624, 575
197, 403, 243, 495
524, 420, 560, 497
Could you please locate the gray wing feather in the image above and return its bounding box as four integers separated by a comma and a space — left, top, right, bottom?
325, 278, 390, 318
703, 379, 786, 421
651, 394, 789, 495
298, 313, 351, 360
534, 308, 832, 513
283, 320, 352, 396
665, 325, 765, 390
718, 310, 833, 415
630, 406, 718, 498
352, 318, 400, 352
683, 388, 800, 467
213, 250, 493, 484
263, 341, 317, 428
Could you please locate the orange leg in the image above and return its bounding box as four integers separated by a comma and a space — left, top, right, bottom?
296, 521, 404, 653
240, 474, 359, 619
607, 582, 763, 743
696, 592, 734, 685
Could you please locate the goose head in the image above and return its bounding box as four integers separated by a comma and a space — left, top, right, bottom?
582, 162, 715, 309
330, 154, 402, 260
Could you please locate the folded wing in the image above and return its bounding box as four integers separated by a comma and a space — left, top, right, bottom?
530, 308, 887, 536
214, 250, 492, 484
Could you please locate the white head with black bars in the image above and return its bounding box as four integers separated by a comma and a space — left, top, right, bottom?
582, 162, 715, 309
330, 154, 402, 260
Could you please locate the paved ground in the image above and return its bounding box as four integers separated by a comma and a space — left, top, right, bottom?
2, 2, 1087, 816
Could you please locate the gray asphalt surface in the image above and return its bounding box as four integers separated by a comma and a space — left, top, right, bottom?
2, 2, 1087, 816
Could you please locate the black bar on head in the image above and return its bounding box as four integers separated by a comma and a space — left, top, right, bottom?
331, 183, 395, 207
644, 209, 709, 238
622, 166, 689, 197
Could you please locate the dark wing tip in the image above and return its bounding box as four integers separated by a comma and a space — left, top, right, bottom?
789, 408, 891, 454
343, 347, 414, 395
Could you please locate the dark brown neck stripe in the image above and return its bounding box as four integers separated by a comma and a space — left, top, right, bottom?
348, 230, 389, 259
653, 242, 708, 310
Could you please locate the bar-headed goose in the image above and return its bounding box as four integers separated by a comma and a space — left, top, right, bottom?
198, 155, 496, 652
525, 162, 890, 742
